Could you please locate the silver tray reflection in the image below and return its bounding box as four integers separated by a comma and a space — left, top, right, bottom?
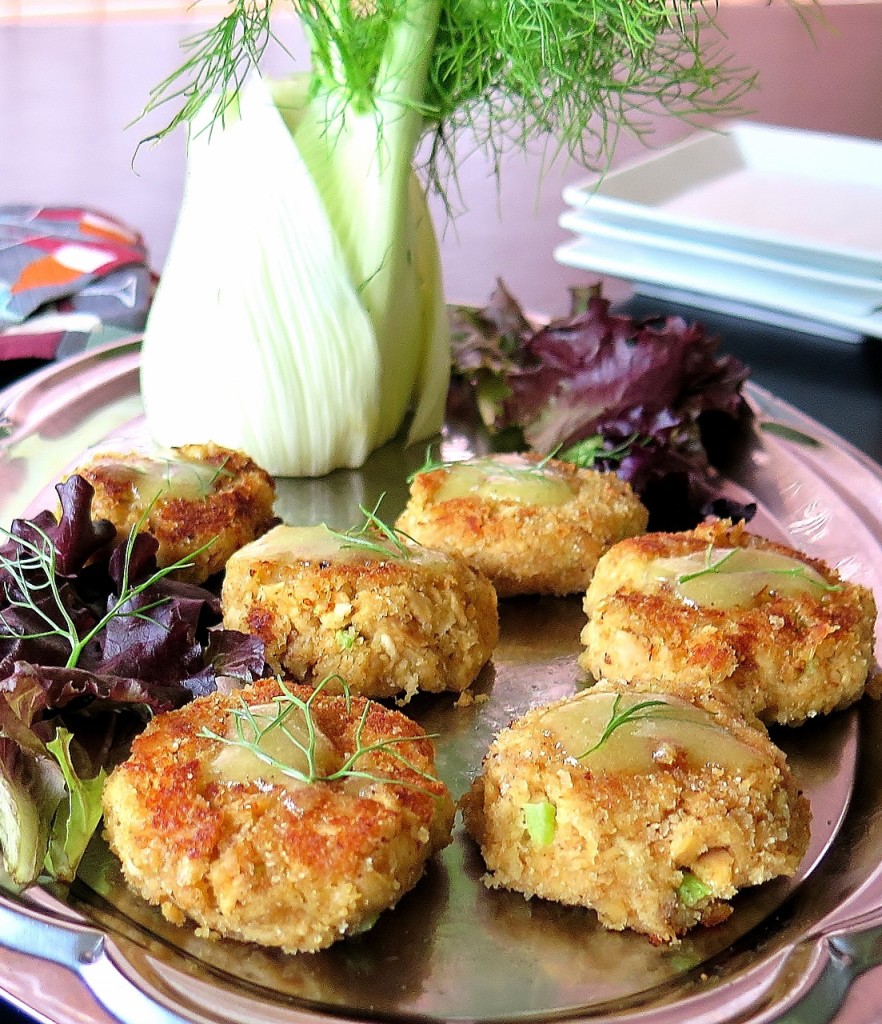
1, 340, 882, 1024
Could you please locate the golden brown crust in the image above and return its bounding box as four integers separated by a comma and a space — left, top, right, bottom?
579, 520, 877, 726
221, 526, 499, 701
102, 679, 455, 953
395, 454, 648, 597
462, 678, 811, 943
71, 442, 277, 585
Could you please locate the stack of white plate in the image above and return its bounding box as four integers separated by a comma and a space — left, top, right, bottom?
555, 121, 882, 342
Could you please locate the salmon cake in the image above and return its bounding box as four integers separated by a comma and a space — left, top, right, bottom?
70, 442, 276, 584
221, 522, 498, 702
462, 679, 810, 943
395, 452, 648, 597
102, 678, 455, 954
579, 519, 877, 725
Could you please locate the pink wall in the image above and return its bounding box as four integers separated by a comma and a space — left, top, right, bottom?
0, 3, 879, 316
715, 3, 882, 140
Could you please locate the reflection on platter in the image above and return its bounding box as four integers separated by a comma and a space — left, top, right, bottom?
1, 339, 882, 1024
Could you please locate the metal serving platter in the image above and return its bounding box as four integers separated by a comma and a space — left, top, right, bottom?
1, 339, 882, 1024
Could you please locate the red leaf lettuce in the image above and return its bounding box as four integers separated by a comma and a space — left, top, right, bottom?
0, 477, 267, 888
449, 283, 754, 529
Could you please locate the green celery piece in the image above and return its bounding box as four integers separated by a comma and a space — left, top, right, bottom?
677, 871, 711, 908
523, 801, 557, 847
336, 627, 358, 650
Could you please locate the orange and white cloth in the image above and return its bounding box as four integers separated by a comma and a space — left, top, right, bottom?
0, 205, 152, 366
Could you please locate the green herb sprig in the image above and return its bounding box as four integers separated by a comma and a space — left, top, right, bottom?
676, 545, 738, 586
759, 421, 823, 449
766, 567, 841, 591
199, 675, 443, 793
578, 694, 672, 759
408, 446, 560, 484
137, 0, 277, 147
559, 433, 643, 469
327, 495, 418, 561
407, 445, 461, 482
677, 542, 841, 592
408, 436, 643, 484
203, 456, 234, 490
125, 453, 233, 500
177, 454, 233, 497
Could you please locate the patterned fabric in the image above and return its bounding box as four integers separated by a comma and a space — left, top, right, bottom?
0, 205, 153, 365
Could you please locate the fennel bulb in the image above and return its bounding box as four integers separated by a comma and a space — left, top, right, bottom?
141, 74, 448, 476
141, 0, 761, 476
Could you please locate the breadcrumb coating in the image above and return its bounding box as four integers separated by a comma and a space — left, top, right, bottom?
579, 520, 877, 726
71, 442, 276, 585
102, 679, 455, 953
221, 524, 498, 701
462, 679, 810, 943
395, 453, 648, 597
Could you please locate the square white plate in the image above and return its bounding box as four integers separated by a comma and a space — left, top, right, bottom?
554, 230, 882, 342
563, 122, 882, 279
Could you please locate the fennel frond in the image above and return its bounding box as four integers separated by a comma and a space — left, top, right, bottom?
199, 674, 442, 792
327, 495, 419, 560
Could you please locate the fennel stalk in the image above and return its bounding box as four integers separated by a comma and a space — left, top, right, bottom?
140, 0, 760, 477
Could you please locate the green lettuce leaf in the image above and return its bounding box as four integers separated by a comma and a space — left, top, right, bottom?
44, 728, 107, 883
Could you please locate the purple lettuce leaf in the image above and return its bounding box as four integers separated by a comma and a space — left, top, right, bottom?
449, 280, 534, 375
0, 661, 160, 770
91, 588, 204, 680
0, 480, 115, 676
48, 476, 118, 576
449, 286, 753, 529
0, 478, 269, 888
447, 281, 535, 427
203, 628, 268, 683
505, 294, 749, 449
0, 477, 260, 685
0, 660, 180, 729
